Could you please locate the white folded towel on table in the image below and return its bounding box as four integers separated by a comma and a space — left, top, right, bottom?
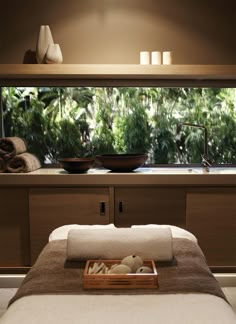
66, 227, 173, 261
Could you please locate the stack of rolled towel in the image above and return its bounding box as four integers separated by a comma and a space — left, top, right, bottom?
0, 137, 41, 173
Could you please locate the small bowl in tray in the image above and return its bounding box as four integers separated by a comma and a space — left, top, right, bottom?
95, 153, 148, 172
58, 158, 94, 174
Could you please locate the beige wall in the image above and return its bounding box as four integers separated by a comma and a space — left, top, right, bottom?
0, 0, 235, 64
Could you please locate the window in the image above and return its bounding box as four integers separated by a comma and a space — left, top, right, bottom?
2, 87, 236, 166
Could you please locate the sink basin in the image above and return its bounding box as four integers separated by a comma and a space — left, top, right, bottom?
201, 167, 236, 174
137, 167, 236, 175
95, 154, 148, 172
137, 167, 200, 174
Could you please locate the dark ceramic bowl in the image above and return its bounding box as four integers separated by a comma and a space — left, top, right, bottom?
95, 154, 148, 172
58, 158, 94, 173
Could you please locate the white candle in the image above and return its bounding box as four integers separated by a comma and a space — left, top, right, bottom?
140, 51, 150, 65
162, 51, 172, 65
151, 51, 161, 65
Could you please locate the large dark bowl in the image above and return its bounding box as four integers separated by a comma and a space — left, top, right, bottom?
58, 158, 94, 173
95, 154, 148, 172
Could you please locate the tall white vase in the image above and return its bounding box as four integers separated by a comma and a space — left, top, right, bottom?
45, 44, 63, 64
36, 25, 54, 64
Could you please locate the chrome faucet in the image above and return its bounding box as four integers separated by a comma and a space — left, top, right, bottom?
177, 122, 211, 171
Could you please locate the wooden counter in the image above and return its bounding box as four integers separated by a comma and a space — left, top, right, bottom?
0, 167, 236, 187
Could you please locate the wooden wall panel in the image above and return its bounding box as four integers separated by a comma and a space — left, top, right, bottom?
0, 189, 30, 266
0, 0, 234, 64
115, 187, 186, 228
29, 188, 110, 263
186, 190, 236, 267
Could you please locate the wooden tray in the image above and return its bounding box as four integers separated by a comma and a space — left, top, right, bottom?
83, 259, 158, 289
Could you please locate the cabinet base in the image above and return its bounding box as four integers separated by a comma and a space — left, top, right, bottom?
210, 266, 236, 273
0, 267, 30, 275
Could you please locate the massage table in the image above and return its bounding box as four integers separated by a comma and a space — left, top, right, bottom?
1, 225, 236, 324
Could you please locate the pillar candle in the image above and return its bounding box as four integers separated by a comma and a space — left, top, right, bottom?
162, 51, 172, 65
151, 51, 161, 65
140, 51, 150, 65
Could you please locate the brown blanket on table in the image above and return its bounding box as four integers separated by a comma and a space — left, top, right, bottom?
0, 137, 27, 160
9, 238, 227, 306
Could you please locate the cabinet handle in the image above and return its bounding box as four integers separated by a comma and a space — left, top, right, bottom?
100, 201, 106, 216
119, 201, 123, 213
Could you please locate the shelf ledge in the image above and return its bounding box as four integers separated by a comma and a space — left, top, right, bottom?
1, 64, 236, 87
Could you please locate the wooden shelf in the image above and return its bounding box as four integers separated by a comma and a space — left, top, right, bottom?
0, 64, 236, 87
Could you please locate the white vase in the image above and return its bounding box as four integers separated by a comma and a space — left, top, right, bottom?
36, 25, 54, 64
45, 44, 63, 64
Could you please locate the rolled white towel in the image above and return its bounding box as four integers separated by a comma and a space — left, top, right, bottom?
132, 224, 198, 243
66, 227, 173, 261
49, 223, 115, 242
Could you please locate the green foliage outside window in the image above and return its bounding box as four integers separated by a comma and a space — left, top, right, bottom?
2, 86, 236, 165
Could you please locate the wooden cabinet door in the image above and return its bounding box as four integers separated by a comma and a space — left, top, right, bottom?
114, 187, 186, 228
0, 189, 30, 267
29, 188, 110, 263
186, 190, 236, 268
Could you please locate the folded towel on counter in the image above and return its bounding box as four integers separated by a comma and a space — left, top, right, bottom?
0, 157, 7, 173
7, 152, 41, 173
67, 227, 173, 261
0, 137, 27, 160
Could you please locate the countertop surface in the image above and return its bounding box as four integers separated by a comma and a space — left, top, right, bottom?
1, 167, 236, 186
